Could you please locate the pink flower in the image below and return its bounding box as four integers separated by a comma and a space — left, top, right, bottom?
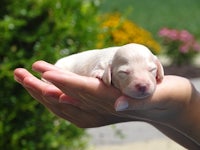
193, 42, 200, 52
159, 27, 200, 53
168, 29, 179, 40
158, 27, 200, 65
158, 28, 179, 41
179, 30, 194, 42
179, 43, 190, 53
158, 28, 169, 37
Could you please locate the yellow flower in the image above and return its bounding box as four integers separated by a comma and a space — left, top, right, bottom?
97, 13, 161, 54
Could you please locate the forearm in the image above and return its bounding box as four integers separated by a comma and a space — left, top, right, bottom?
168, 85, 200, 146
151, 121, 200, 149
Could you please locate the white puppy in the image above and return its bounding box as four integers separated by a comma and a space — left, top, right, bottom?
55, 43, 164, 99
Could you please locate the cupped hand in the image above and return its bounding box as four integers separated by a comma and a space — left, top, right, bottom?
14, 61, 132, 128
32, 61, 195, 124
14, 61, 194, 125
14, 60, 200, 148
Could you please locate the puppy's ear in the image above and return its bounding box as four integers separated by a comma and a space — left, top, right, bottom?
154, 56, 164, 83
102, 64, 112, 86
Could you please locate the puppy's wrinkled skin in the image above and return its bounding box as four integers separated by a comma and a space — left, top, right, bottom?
55, 43, 164, 99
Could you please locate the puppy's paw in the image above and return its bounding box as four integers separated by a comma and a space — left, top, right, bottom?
91, 69, 112, 86
91, 70, 104, 79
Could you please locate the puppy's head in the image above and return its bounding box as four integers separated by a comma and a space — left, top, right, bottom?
103, 43, 164, 99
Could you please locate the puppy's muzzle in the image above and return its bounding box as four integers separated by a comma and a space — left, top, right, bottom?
135, 83, 149, 94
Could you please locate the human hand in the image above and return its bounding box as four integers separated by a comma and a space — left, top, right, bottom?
14, 61, 132, 128
30, 61, 194, 124
14, 60, 200, 148
14, 61, 195, 125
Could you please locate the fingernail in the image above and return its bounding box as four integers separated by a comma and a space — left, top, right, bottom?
115, 100, 129, 111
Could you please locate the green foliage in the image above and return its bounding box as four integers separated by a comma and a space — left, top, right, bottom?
0, 0, 99, 149
100, 0, 200, 39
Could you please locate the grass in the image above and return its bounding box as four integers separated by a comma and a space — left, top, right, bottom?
99, 0, 200, 39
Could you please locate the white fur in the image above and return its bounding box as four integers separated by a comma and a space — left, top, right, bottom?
55, 43, 164, 99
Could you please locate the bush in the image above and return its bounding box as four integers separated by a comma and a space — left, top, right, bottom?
0, 0, 99, 149
97, 13, 161, 54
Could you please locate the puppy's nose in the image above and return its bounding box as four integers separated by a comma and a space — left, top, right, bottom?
135, 83, 148, 93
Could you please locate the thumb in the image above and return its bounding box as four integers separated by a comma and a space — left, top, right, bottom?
114, 96, 148, 112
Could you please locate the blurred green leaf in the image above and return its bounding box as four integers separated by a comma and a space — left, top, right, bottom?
0, 0, 99, 149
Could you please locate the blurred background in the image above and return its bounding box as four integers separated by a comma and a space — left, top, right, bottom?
0, 0, 199, 149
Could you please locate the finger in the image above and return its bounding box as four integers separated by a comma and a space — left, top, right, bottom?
32, 60, 62, 73
24, 86, 48, 105
42, 70, 98, 90
23, 86, 74, 119
42, 70, 120, 99
114, 96, 130, 111
59, 93, 80, 105
14, 68, 65, 98
14, 68, 60, 104
24, 85, 139, 128
23, 75, 54, 94
14, 68, 34, 84
23, 79, 82, 117
23, 74, 81, 105
114, 95, 155, 111
114, 95, 149, 111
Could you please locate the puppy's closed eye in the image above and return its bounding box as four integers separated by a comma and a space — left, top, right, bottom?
118, 70, 130, 79
116, 66, 130, 79
149, 67, 157, 77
